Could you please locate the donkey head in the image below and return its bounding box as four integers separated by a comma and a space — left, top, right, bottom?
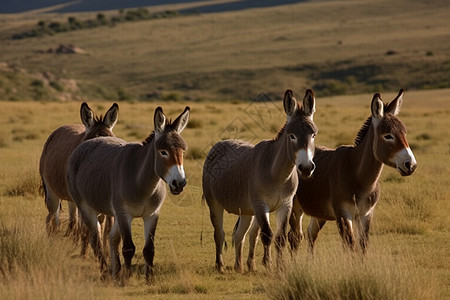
153, 106, 190, 195
283, 89, 318, 179
80, 102, 119, 140
371, 89, 417, 176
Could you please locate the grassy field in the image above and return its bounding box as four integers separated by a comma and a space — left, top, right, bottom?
0, 88, 449, 298
0, 0, 449, 101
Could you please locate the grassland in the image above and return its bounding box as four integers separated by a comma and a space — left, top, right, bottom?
0, 88, 449, 298
0, 0, 449, 101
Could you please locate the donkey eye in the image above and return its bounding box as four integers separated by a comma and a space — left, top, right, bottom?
311, 133, 316, 139
289, 134, 296, 141
160, 150, 169, 157
383, 134, 394, 141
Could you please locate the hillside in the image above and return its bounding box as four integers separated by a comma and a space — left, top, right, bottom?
0, 0, 449, 101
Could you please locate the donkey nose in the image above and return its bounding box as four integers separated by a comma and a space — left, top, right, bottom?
298, 162, 315, 179
170, 178, 186, 195
405, 161, 417, 174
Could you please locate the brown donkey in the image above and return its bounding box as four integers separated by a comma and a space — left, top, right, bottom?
39, 102, 118, 237
203, 89, 317, 273
66, 106, 189, 283
287, 89, 417, 254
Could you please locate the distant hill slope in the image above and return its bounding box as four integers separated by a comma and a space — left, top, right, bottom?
0, 0, 304, 14
0, 0, 448, 101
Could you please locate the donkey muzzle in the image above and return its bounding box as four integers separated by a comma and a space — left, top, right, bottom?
398, 160, 417, 176
169, 178, 186, 195
298, 162, 315, 179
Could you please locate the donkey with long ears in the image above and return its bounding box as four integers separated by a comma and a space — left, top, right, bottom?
287, 89, 417, 254
67, 106, 189, 283
39, 102, 118, 237
202, 89, 317, 273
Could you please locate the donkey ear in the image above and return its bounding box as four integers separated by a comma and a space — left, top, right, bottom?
283, 89, 298, 122
103, 103, 119, 129
173, 106, 190, 134
371, 93, 384, 119
80, 102, 94, 128
385, 88, 404, 116
302, 89, 316, 118
154, 106, 166, 134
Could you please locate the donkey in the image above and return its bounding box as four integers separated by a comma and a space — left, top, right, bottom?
66, 106, 189, 283
39, 102, 118, 237
202, 89, 317, 273
287, 89, 417, 254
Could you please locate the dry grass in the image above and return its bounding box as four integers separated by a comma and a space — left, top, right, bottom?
0, 88, 449, 298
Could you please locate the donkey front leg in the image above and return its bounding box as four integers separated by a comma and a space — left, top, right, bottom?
336, 211, 356, 251
232, 215, 253, 273
356, 212, 373, 254
208, 200, 226, 273
246, 218, 260, 272
288, 196, 304, 252
307, 217, 326, 254
143, 213, 159, 283
274, 204, 292, 269
117, 212, 135, 278
254, 206, 272, 269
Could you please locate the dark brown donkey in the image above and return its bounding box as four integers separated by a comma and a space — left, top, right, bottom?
203, 89, 317, 273
287, 89, 417, 253
67, 106, 189, 284
39, 102, 118, 238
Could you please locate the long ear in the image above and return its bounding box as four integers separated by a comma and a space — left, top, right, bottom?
103, 103, 119, 129
80, 102, 94, 128
385, 88, 404, 116
302, 89, 315, 118
154, 106, 166, 134
283, 89, 298, 122
172, 106, 190, 134
371, 93, 384, 120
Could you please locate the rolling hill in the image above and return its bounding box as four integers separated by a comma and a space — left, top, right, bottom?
0, 0, 449, 101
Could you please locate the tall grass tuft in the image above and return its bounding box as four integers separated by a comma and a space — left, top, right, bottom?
267, 249, 438, 300
3, 169, 41, 197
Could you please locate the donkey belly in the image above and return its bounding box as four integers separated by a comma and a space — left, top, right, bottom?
297, 180, 335, 220
203, 139, 255, 215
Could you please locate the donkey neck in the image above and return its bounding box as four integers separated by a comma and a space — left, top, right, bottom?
134, 140, 161, 196
352, 122, 384, 191
269, 134, 296, 182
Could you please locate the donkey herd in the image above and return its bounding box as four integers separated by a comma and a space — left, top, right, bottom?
39, 88, 417, 284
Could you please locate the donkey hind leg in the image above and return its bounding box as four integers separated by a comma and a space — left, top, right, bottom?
143, 213, 159, 283
102, 215, 113, 260
79, 203, 107, 272
336, 211, 356, 251
232, 215, 253, 273
117, 212, 135, 279
274, 205, 292, 270
44, 185, 61, 235
246, 218, 260, 272
109, 218, 121, 280
254, 207, 272, 268
288, 196, 304, 252
65, 201, 79, 239
307, 217, 326, 254
79, 209, 90, 257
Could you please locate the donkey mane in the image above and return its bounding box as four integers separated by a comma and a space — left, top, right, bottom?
141, 118, 178, 145
354, 117, 372, 146
274, 123, 287, 140
93, 115, 105, 123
